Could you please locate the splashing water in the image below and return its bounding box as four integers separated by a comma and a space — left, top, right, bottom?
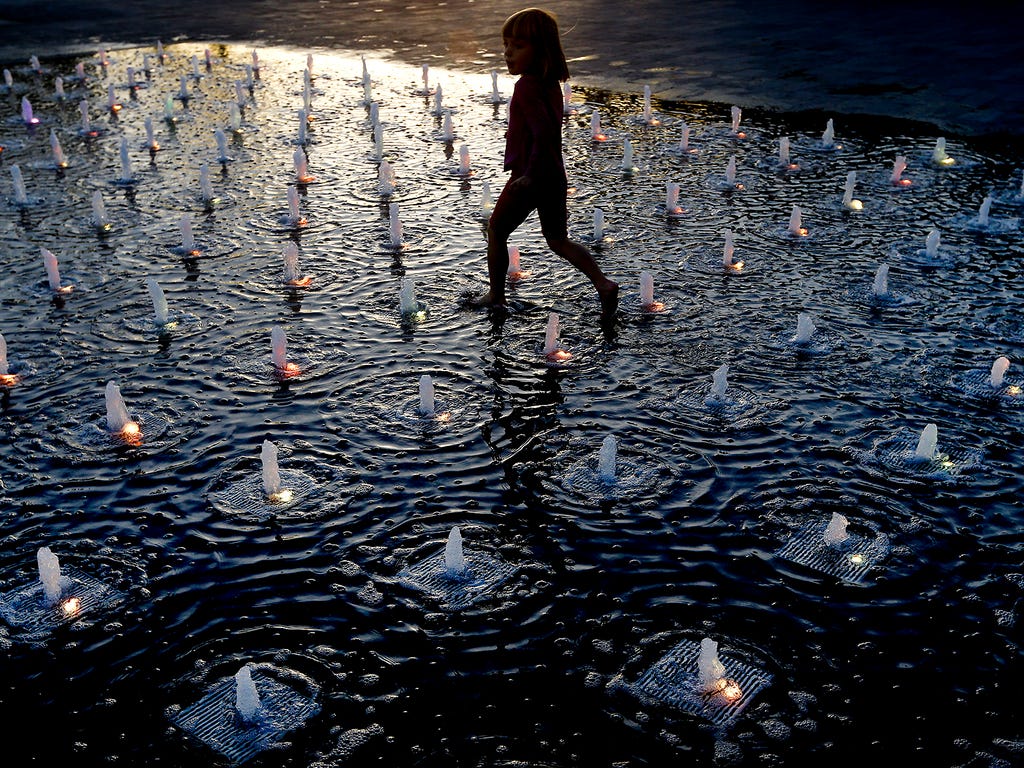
697, 637, 726, 692
418, 374, 435, 418
597, 435, 617, 483
891, 155, 909, 185
842, 170, 862, 210
389, 202, 403, 247
261, 439, 281, 498
378, 159, 395, 196
234, 665, 262, 723
793, 313, 816, 344
821, 118, 835, 148
147, 277, 169, 325
37, 547, 62, 606
104, 380, 133, 433
872, 263, 890, 297
709, 363, 729, 401
444, 526, 467, 576
399, 277, 418, 316
914, 423, 938, 460
593, 208, 604, 241
665, 182, 682, 214
990, 356, 1010, 387
823, 512, 850, 545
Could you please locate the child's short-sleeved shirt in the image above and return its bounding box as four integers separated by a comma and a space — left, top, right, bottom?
504, 73, 567, 186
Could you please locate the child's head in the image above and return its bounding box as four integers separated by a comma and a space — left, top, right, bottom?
501, 8, 570, 81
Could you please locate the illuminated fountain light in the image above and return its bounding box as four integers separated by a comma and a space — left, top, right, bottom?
41, 247, 73, 294
49, 129, 67, 168
282, 186, 306, 228
722, 229, 744, 272
862, 422, 983, 480
0, 332, 31, 387
144, 116, 160, 152
20, 96, 38, 126
294, 147, 315, 184
505, 244, 529, 282
890, 155, 912, 187
632, 84, 660, 126
398, 276, 427, 321
78, 98, 100, 136
932, 137, 955, 166
627, 637, 771, 727
947, 355, 1024, 405
198, 163, 215, 207
0, 547, 125, 639
786, 204, 808, 237
841, 170, 863, 210
776, 136, 799, 171
270, 326, 302, 379
664, 181, 684, 216
590, 109, 607, 142
282, 242, 312, 287
637, 271, 666, 313
711, 155, 744, 191
377, 159, 396, 196
105, 380, 142, 445
146, 277, 170, 327
729, 104, 746, 138
775, 512, 890, 583
659, 362, 784, 429
170, 663, 320, 765
542, 312, 572, 363
818, 117, 841, 150
91, 190, 111, 231
396, 526, 517, 610
209, 440, 317, 518
177, 214, 201, 256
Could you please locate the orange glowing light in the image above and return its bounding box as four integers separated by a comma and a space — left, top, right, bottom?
436, 411, 452, 423
149, 142, 161, 152
0, 373, 19, 386
55, 285, 73, 294
278, 362, 302, 378
897, 178, 912, 187
1007, 385, 1022, 396
119, 421, 142, 445
735, 131, 746, 139
546, 349, 573, 363
110, 103, 122, 113
705, 677, 743, 704
593, 133, 608, 142
62, 597, 81, 615
667, 206, 683, 215
729, 261, 745, 272
297, 174, 316, 184
287, 276, 313, 287
849, 553, 865, 565
794, 227, 808, 237
720, 679, 742, 703
643, 301, 665, 312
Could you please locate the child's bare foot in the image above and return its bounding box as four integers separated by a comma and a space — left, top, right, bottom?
467, 290, 508, 311
598, 281, 619, 322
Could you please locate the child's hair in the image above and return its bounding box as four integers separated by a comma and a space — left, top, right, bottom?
502, 8, 570, 82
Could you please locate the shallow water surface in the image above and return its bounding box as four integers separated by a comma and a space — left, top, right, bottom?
0, 43, 1021, 767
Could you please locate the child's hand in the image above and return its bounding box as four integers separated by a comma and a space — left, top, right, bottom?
508, 175, 533, 192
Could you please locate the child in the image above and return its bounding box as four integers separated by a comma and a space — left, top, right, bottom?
473, 7, 618, 321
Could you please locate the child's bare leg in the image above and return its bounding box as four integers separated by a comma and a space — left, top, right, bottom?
477, 220, 510, 306
547, 237, 619, 319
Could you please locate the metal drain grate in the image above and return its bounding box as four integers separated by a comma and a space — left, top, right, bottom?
171, 669, 320, 765
631, 638, 771, 727
398, 549, 517, 610
776, 521, 889, 583
0, 567, 123, 636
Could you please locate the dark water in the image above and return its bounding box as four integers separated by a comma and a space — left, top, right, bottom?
0, 18, 1020, 768
1, 0, 1023, 137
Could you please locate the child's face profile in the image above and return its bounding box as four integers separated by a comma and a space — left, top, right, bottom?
502, 35, 533, 76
